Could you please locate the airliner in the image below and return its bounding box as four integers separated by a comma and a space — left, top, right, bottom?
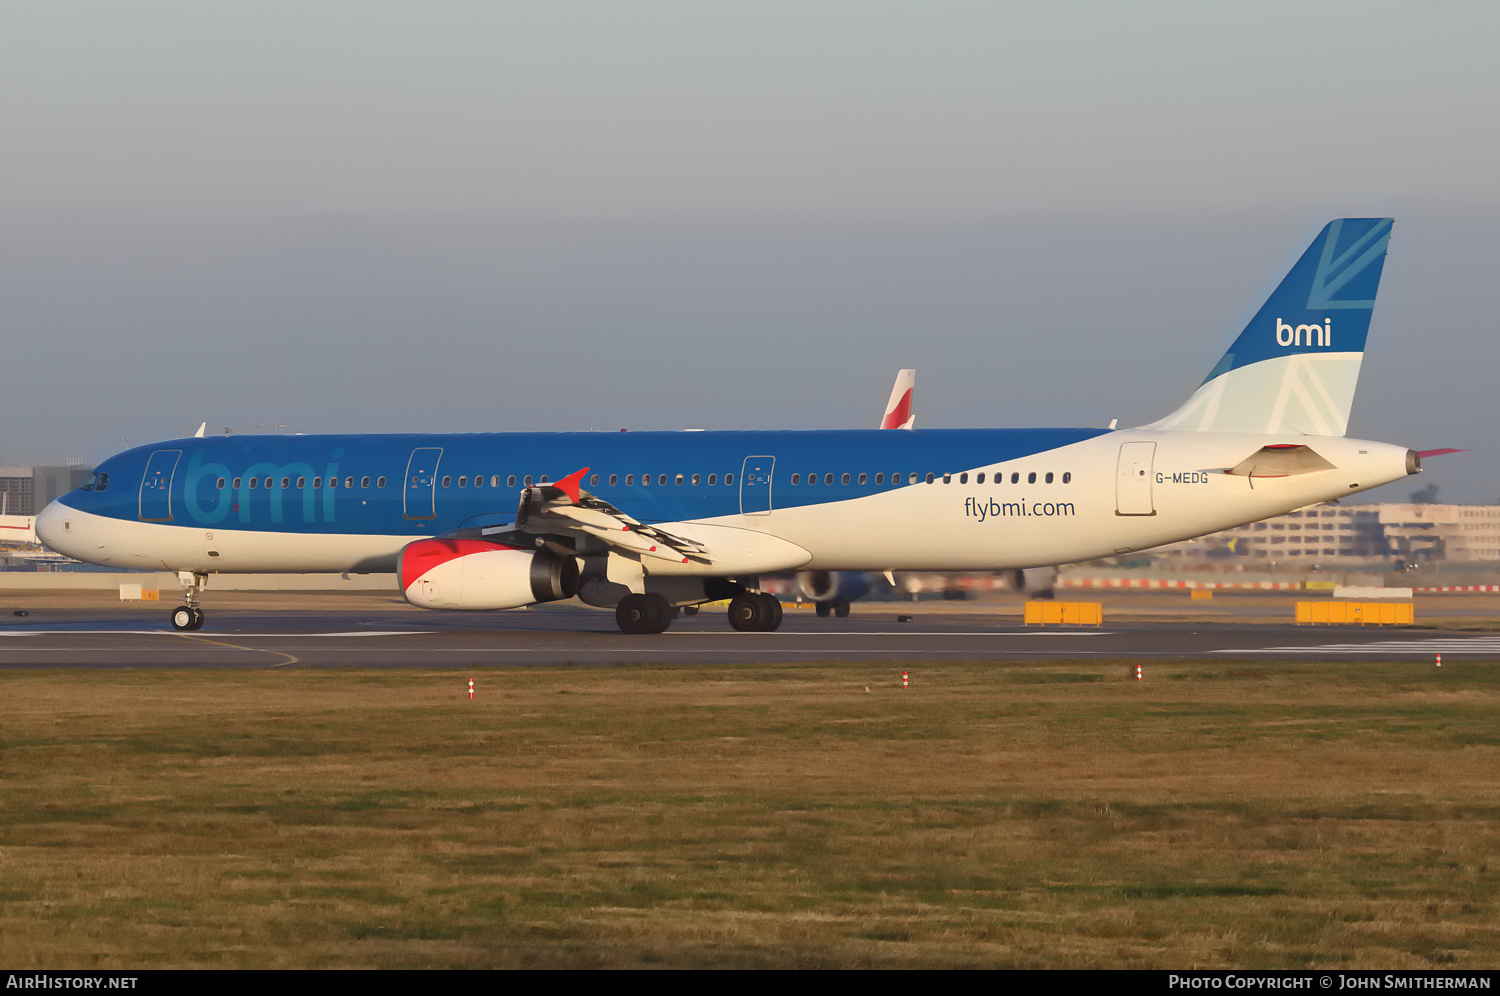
37, 218, 1420, 634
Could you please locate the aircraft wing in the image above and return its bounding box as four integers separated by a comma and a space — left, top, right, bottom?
484, 467, 712, 565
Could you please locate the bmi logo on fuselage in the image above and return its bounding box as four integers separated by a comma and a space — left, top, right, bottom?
1276, 318, 1331, 348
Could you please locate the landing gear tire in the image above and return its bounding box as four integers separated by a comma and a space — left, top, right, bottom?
815, 601, 831, 618
758, 593, 783, 631
834, 600, 851, 618
616, 593, 673, 634
171, 605, 196, 631
683, 605, 700, 616
727, 593, 764, 632
190, 608, 205, 630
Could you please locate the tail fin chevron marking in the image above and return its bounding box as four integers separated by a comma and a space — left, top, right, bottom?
1145, 218, 1392, 437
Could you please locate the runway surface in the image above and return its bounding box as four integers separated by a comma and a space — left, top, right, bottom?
3, 604, 1497, 668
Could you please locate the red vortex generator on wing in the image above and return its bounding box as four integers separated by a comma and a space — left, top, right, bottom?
399, 538, 579, 610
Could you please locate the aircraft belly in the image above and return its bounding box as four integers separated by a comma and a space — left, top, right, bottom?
44, 508, 408, 573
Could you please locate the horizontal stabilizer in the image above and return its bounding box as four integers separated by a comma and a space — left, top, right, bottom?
1227, 444, 1336, 478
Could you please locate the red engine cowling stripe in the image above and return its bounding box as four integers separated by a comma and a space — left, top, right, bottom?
399, 538, 523, 591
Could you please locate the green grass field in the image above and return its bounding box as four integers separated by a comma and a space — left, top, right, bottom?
3, 659, 1499, 968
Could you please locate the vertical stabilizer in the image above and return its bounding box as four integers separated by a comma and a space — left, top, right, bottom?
881, 369, 916, 430
1144, 218, 1392, 436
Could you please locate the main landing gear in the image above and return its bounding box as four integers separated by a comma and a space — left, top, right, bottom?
613, 591, 784, 634
728, 592, 783, 632
171, 571, 207, 631
615, 593, 675, 635
814, 599, 851, 618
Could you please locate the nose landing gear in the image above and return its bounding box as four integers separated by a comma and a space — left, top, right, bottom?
170, 571, 207, 631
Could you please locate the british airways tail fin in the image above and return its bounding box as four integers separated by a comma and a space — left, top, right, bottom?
1144, 218, 1393, 436
881, 369, 916, 430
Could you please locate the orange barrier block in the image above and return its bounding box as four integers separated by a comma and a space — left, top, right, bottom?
1025, 601, 1102, 626
1295, 601, 1413, 626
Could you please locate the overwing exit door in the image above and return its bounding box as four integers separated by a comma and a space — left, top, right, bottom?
404, 447, 443, 519
740, 456, 775, 515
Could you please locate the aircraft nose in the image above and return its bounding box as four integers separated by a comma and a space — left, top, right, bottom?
35, 500, 82, 558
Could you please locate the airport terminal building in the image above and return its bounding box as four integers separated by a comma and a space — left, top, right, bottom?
1151, 503, 1500, 568
0, 464, 93, 518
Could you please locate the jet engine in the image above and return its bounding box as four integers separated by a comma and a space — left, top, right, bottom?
400, 538, 579, 610
796, 570, 872, 616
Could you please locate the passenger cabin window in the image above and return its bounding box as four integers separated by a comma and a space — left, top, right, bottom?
524, 475, 533, 487
626, 474, 635, 486
875, 473, 884, 484
1011, 472, 1019, 484
675, 474, 684, 486
263, 477, 273, 489
216, 477, 226, 489
925, 473, 935, 484
791, 473, 801, 485
909, 473, 918, 484
943, 474, 951, 484
725, 473, 734, 485
658, 474, 667, 486
313, 477, 321, 488
361, 477, 370, 488
691, 474, 700, 486
858, 473, 867, 485
506, 475, 516, 487
1045, 472, 1054, 484
249, 478, 258, 490
328, 476, 337, 489
590, 475, 599, 486
841, 473, 851, 485
959, 473, 967, 484
376, 477, 386, 488
977, 473, 985, 484
707, 474, 716, 486
641, 474, 649, 486
824, 473, 834, 485
1063, 472, 1071, 484
296, 477, 306, 489
345, 477, 354, 489
442, 476, 451, 488
609, 474, 618, 486
1028, 472, 1036, 484
458, 476, 466, 488
232, 477, 242, 489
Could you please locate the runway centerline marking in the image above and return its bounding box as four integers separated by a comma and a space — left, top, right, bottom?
1217, 636, 1500, 655
668, 630, 1112, 638
0, 630, 433, 638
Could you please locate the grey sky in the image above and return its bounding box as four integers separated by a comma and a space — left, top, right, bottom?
2, 2, 1497, 502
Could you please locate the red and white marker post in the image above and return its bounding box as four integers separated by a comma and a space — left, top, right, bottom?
468, 678, 474, 700
902, 671, 909, 689
1436, 654, 1442, 669
1136, 665, 1142, 681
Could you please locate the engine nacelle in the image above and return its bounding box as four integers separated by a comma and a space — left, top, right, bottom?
795, 570, 871, 605
399, 538, 579, 610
